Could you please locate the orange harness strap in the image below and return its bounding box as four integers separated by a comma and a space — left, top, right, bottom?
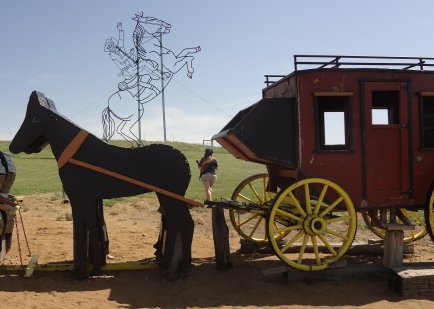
58, 129, 89, 169
69, 158, 204, 208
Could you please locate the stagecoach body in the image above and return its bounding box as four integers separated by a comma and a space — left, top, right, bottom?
215, 55, 434, 211
212, 55, 434, 271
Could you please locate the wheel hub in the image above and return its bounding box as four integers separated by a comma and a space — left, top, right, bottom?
303, 214, 327, 236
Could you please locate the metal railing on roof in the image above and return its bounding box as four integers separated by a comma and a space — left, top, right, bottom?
264, 55, 434, 87
294, 54, 434, 71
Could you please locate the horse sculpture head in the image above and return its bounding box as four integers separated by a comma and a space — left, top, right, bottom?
133, 12, 171, 36
9, 91, 56, 154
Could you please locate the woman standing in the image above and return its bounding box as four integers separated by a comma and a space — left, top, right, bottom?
197, 148, 218, 201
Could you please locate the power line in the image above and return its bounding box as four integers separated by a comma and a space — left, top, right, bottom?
69, 89, 116, 119
70, 78, 234, 122
172, 78, 233, 118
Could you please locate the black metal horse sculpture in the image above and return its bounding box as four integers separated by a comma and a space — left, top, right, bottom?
9, 91, 195, 279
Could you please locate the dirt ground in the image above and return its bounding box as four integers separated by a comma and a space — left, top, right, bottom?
1, 193, 434, 309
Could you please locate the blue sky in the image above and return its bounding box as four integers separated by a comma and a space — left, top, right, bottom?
1, 1, 434, 144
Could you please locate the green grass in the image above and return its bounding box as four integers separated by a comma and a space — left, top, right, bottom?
0, 140, 266, 202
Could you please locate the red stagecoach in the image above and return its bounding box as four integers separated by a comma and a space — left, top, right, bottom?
211, 55, 434, 271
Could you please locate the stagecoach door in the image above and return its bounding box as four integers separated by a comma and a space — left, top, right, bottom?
362, 81, 411, 205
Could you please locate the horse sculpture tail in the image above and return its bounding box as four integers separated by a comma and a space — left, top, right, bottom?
148, 144, 194, 274
102, 107, 115, 142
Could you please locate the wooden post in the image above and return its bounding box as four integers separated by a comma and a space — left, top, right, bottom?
211, 207, 232, 270
383, 230, 404, 268
0, 236, 6, 264
166, 232, 183, 280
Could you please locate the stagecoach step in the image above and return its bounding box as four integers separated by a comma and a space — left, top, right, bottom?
383, 223, 415, 231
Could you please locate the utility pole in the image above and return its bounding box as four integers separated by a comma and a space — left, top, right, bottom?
136, 43, 143, 146
160, 32, 167, 143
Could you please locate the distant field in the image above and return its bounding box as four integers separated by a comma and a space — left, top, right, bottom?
0, 140, 265, 202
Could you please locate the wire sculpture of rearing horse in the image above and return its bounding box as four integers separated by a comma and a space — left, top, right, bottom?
9, 91, 196, 279
103, 12, 201, 146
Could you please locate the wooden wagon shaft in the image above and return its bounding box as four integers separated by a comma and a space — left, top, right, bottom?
57, 129, 204, 208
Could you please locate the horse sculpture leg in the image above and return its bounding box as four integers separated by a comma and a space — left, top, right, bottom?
90, 199, 109, 265
70, 196, 108, 279
176, 46, 201, 78
157, 195, 194, 275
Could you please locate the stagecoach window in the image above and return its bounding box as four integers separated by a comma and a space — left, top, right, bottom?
420, 94, 434, 149
324, 112, 345, 145
371, 91, 399, 125
314, 95, 353, 152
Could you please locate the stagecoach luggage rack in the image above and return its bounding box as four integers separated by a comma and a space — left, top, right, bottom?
264, 55, 434, 86
293, 54, 434, 71
212, 98, 296, 169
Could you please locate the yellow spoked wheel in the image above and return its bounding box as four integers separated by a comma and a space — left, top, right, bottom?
267, 178, 357, 271
361, 209, 427, 243
424, 181, 434, 243
229, 173, 285, 243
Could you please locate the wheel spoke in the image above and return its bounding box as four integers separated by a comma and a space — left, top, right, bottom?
297, 234, 309, 264
248, 216, 263, 238
407, 210, 426, 226
261, 177, 268, 201
314, 184, 328, 214
326, 215, 352, 223
318, 234, 338, 256
230, 174, 278, 243
247, 183, 263, 204
238, 213, 260, 227
273, 224, 303, 234
325, 228, 350, 241
311, 236, 321, 265
237, 193, 257, 204
276, 208, 303, 223
281, 230, 304, 253
288, 191, 307, 217
304, 183, 312, 214
319, 196, 344, 217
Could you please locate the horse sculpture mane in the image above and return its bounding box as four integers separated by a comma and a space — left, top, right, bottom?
10, 91, 195, 279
